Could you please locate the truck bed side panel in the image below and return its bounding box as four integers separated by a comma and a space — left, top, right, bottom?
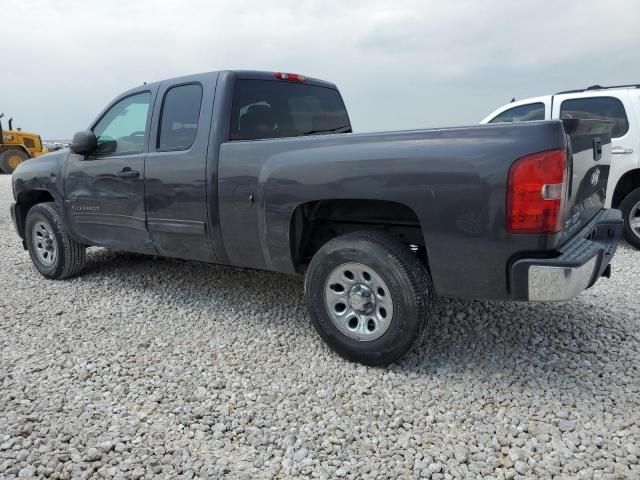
217, 121, 568, 300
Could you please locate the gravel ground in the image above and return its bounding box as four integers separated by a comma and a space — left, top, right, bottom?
1, 173, 639, 480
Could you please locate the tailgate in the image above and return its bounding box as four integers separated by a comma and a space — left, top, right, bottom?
560, 118, 614, 242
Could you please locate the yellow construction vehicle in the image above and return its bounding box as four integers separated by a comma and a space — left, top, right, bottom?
0, 113, 48, 174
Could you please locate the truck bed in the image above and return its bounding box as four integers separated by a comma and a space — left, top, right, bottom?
217, 119, 611, 300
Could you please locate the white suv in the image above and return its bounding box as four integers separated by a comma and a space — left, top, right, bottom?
481, 84, 640, 248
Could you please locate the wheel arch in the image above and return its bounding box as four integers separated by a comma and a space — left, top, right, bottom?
288, 198, 431, 273
13, 189, 56, 240
612, 169, 640, 209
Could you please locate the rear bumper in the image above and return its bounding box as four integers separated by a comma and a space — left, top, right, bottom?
510, 209, 623, 301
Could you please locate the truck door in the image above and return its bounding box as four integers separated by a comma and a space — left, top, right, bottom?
143, 74, 218, 261
552, 91, 639, 207
64, 89, 157, 254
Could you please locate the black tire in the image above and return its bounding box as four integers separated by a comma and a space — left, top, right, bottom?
25, 203, 86, 279
0, 149, 29, 174
304, 231, 435, 366
619, 187, 640, 249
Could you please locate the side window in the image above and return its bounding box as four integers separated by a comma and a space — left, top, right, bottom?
92, 92, 151, 156
489, 103, 545, 123
157, 84, 203, 150
560, 96, 629, 138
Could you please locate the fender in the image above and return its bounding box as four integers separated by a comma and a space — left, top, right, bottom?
11, 149, 81, 242
259, 157, 435, 274
611, 168, 640, 209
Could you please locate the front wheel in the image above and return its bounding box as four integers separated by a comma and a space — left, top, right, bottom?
304, 231, 435, 366
25, 203, 87, 279
619, 187, 640, 249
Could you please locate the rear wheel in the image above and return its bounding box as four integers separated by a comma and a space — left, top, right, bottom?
304, 231, 435, 366
0, 149, 29, 174
25, 203, 86, 279
620, 187, 640, 249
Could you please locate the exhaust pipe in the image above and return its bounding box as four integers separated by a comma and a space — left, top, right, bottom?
8, 118, 13, 130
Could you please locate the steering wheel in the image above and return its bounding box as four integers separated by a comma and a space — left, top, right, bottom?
129, 131, 145, 137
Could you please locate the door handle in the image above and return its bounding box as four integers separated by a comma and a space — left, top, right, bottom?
612, 146, 634, 155
116, 167, 140, 178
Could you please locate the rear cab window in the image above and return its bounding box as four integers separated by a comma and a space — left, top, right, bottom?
230, 80, 351, 141
489, 102, 545, 124
157, 83, 203, 150
559, 96, 629, 138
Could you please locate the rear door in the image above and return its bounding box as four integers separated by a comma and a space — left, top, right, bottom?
64, 88, 157, 254
144, 73, 218, 261
552, 91, 639, 207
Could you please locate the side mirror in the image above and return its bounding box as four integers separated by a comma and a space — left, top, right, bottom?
70, 130, 97, 155
95, 137, 117, 155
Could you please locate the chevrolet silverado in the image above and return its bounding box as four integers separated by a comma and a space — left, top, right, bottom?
10, 71, 623, 365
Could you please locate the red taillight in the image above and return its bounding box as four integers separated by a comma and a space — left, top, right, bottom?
506, 148, 567, 234
274, 72, 306, 82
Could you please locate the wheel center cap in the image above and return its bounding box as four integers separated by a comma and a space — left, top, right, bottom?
348, 284, 375, 314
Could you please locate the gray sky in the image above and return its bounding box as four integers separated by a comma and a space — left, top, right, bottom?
2, 0, 640, 139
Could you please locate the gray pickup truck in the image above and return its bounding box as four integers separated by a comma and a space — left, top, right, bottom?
10, 70, 623, 365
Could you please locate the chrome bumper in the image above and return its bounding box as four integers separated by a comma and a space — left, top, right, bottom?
527, 256, 599, 301
510, 209, 623, 302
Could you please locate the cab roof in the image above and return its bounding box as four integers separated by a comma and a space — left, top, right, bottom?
137, 70, 337, 90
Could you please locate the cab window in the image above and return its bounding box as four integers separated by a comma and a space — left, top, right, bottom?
230, 80, 351, 141
489, 102, 545, 123
157, 84, 203, 150
560, 96, 629, 138
92, 92, 151, 155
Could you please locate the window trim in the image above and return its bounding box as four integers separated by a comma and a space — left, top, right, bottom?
559, 95, 629, 138
90, 90, 152, 158
156, 81, 203, 152
489, 102, 546, 124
